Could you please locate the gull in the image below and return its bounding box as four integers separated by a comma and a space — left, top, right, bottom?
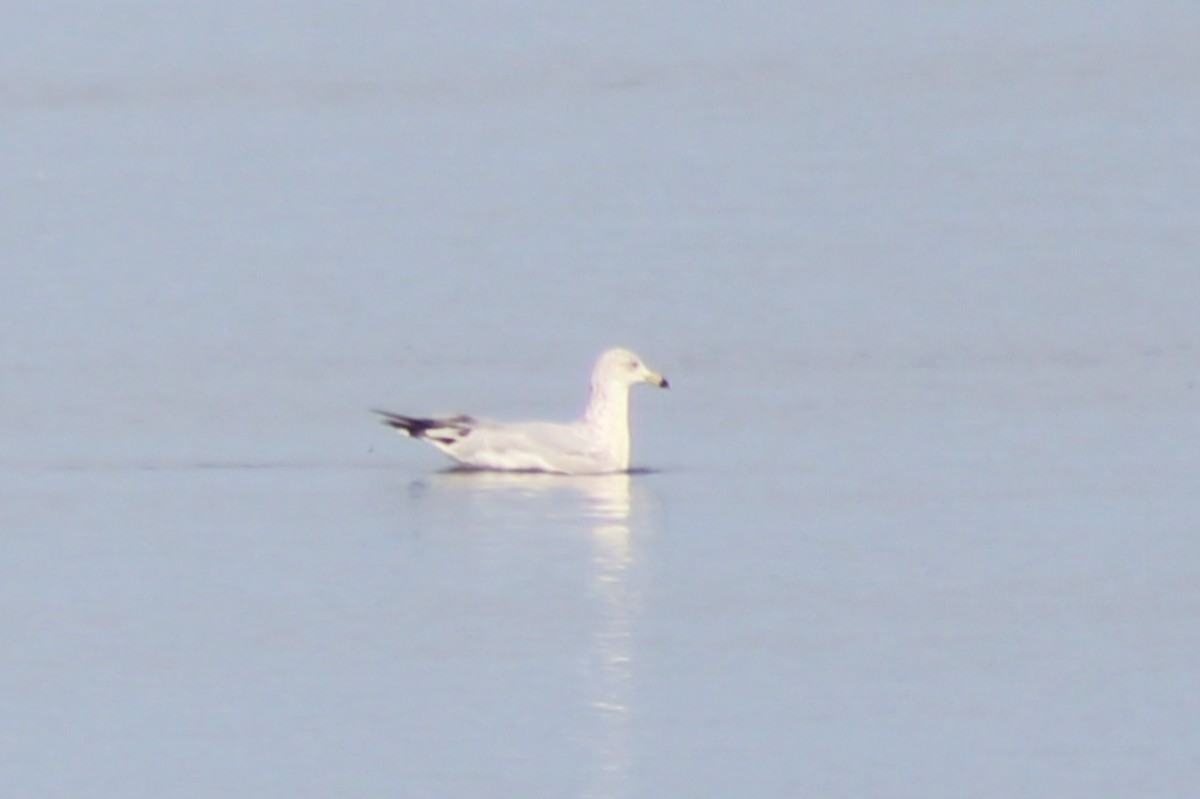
374, 348, 668, 474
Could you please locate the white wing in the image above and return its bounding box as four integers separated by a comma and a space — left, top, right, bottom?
375, 412, 617, 474
442, 420, 614, 473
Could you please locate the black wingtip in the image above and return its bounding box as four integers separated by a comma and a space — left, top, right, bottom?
372, 409, 424, 435
373, 410, 475, 439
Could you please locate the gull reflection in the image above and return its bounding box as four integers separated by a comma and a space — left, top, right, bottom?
425, 470, 644, 799
582, 473, 636, 799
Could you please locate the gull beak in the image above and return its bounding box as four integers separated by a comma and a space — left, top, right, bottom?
648, 371, 669, 389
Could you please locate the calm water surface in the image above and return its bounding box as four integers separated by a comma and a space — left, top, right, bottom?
3, 2, 1199, 797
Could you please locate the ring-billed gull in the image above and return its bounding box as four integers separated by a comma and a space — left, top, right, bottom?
374, 348, 668, 474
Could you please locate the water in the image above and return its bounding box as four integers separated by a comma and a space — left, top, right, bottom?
3, 2, 1199, 797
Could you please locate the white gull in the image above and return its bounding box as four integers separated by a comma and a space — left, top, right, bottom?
374, 348, 668, 474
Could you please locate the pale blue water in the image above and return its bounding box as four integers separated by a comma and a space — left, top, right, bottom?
3, 2, 1199, 797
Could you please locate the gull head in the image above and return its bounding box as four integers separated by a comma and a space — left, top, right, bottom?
594, 347, 669, 389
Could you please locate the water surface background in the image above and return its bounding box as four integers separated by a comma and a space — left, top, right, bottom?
3, 3, 1198, 797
